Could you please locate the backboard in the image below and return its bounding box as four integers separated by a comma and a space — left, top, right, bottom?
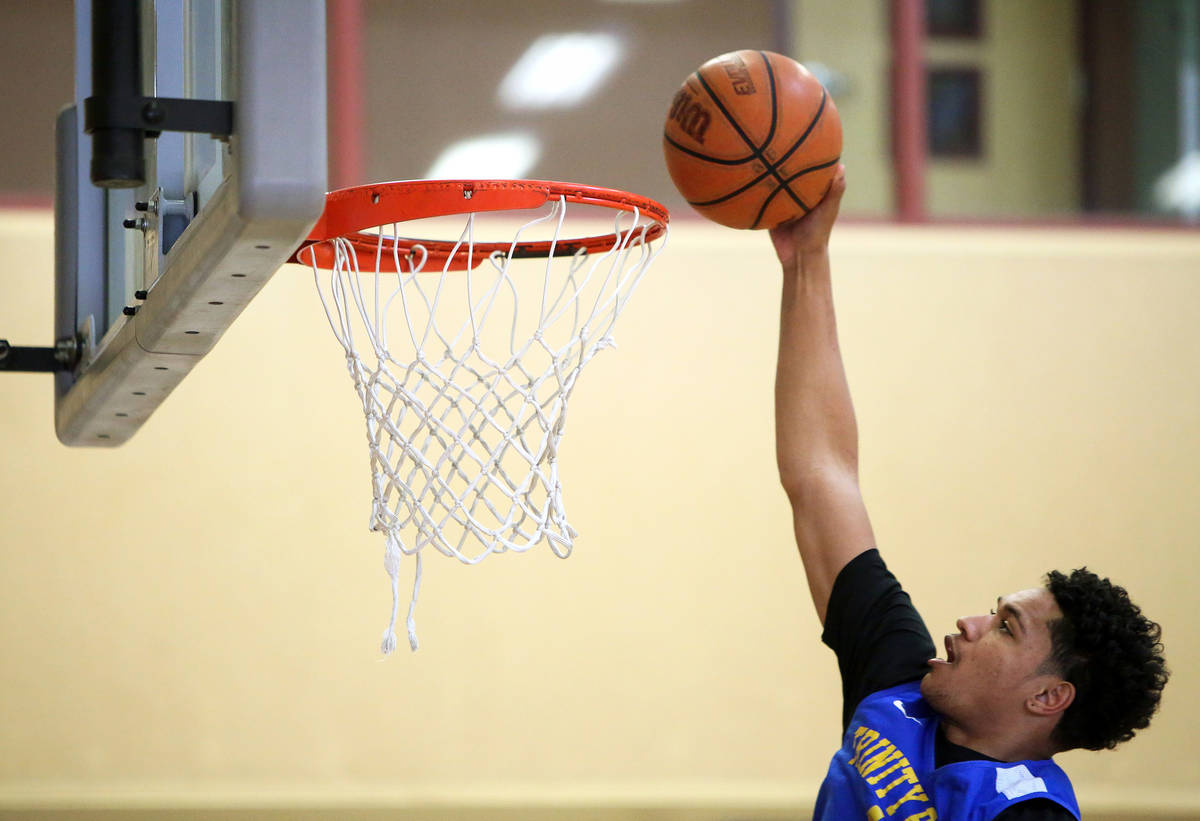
54, 0, 327, 445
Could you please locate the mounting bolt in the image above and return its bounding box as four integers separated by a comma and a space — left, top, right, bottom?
134, 201, 149, 212
134, 290, 148, 300
123, 306, 138, 317
54, 336, 80, 368
123, 217, 148, 231
142, 101, 165, 125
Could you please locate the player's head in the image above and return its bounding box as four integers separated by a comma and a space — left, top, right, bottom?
1042, 567, 1168, 752
921, 585, 1073, 752
921, 568, 1166, 756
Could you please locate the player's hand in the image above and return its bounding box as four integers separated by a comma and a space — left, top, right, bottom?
769, 164, 846, 269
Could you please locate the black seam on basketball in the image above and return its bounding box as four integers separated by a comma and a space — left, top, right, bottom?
685, 170, 773, 207
695, 58, 807, 213
758, 50, 780, 149
694, 66, 788, 183
751, 189, 782, 229
751, 88, 830, 218
773, 88, 829, 171
753, 158, 842, 229
784, 156, 841, 183
689, 59, 832, 218
760, 89, 832, 215
751, 183, 810, 230
761, 155, 843, 227
663, 133, 757, 166
764, 157, 842, 224
695, 71, 768, 157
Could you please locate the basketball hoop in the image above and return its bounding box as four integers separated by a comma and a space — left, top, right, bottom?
292, 180, 669, 653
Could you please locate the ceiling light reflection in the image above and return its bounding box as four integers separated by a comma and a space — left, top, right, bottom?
424, 132, 542, 179
498, 33, 623, 110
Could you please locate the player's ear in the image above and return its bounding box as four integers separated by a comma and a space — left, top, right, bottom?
1027, 679, 1074, 717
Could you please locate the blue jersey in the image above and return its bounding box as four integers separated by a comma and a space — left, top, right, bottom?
815, 681, 1081, 821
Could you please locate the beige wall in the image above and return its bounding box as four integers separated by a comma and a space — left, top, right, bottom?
924, 0, 1080, 217
792, 0, 894, 216
792, 0, 1080, 218
1, 209, 1197, 818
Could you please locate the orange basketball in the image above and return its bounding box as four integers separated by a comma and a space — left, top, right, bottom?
663, 50, 842, 230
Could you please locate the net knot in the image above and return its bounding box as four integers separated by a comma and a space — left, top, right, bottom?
384, 542, 402, 578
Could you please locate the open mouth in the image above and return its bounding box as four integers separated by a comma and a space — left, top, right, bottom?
928, 635, 959, 668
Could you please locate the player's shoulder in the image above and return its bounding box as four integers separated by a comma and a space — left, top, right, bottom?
993, 796, 1078, 821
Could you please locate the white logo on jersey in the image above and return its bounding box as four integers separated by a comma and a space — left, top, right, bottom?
996, 764, 1049, 799
893, 699, 923, 725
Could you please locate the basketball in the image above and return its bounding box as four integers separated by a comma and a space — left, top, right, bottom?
663, 50, 842, 230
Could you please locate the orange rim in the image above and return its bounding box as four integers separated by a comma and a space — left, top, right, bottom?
291, 179, 670, 272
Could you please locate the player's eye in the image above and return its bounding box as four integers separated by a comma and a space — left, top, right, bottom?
990, 609, 1011, 634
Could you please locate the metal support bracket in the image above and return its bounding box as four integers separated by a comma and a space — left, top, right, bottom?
86, 0, 234, 189
83, 95, 234, 140
0, 337, 82, 373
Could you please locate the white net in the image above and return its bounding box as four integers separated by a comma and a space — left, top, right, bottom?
298, 193, 667, 652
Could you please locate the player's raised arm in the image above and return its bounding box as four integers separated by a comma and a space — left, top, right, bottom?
770, 167, 875, 624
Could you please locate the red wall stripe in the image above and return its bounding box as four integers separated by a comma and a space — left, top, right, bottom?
327, 0, 367, 190
891, 0, 927, 222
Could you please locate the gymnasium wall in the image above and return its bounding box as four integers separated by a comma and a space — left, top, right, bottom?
0, 0, 1086, 221
792, 0, 1081, 218
1, 210, 1197, 819
0, 0, 72, 202
922, 0, 1080, 217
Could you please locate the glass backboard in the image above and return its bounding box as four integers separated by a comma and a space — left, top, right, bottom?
54, 0, 327, 445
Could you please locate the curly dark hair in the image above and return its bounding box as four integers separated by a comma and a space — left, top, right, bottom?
1042, 568, 1168, 752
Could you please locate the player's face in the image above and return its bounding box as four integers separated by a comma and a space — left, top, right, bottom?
920, 587, 1064, 729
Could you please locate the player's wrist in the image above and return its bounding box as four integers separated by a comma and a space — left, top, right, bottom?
795, 246, 832, 272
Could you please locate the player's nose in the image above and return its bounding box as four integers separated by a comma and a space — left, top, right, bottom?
956, 614, 987, 641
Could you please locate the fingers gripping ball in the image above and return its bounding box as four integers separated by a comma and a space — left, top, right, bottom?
663, 49, 842, 230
